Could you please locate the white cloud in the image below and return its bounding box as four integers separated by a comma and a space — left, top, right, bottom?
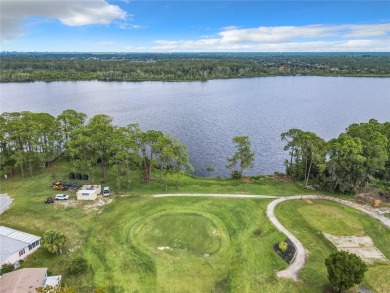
119, 23, 146, 30
1, 0, 127, 42
147, 23, 390, 52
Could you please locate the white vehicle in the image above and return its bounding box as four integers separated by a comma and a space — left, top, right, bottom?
103, 187, 110, 197
55, 194, 70, 200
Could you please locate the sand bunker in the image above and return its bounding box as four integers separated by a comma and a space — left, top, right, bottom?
323, 233, 387, 263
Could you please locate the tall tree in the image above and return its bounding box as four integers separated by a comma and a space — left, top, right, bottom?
281, 128, 304, 176
346, 120, 388, 181
155, 134, 193, 190
226, 136, 255, 177
109, 124, 140, 188
136, 130, 163, 183
327, 134, 366, 192
57, 109, 87, 147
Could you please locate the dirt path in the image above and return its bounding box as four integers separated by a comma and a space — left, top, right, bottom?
0, 194, 13, 214
152, 193, 390, 282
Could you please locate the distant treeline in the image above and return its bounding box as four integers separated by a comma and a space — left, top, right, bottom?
1, 53, 390, 82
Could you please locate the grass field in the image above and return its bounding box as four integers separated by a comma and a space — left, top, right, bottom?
0, 160, 389, 292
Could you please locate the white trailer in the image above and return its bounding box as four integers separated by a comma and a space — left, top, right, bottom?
77, 189, 97, 201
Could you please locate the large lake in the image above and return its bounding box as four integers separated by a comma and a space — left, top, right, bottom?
1, 77, 389, 177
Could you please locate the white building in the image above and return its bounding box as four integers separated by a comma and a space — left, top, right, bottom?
0, 226, 41, 267
77, 189, 98, 201
77, 184, 101, 200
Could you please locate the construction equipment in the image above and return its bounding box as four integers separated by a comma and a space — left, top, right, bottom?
52, 181, 66, 191
44, 197, 54, 204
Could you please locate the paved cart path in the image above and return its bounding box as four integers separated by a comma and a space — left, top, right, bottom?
152, 193, 390, 281
0, 194, 13, 214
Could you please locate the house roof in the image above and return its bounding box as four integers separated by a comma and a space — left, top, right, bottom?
0, 268, 47, 293
0, 226, 41, 264
0, 236, 28, 264
0, 226, 41, 243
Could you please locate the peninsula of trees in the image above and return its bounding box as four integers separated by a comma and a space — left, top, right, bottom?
1, 52, 389, 82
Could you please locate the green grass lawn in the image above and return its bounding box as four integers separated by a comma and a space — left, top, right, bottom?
1, 160, 388, 292
275, 200, 390, 292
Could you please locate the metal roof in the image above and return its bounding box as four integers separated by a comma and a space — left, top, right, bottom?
0, 226, 40, 244
0, 226, 41, 264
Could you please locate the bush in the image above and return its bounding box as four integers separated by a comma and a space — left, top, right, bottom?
325, 251, 367, 293
231, 171, 241, 179
278, 241, 288, 252
68, 256, 88, 274
42, 230, 67, 254
0, 263, 14, 275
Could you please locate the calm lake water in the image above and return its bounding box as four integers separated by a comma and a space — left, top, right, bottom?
1, 77, 389, 177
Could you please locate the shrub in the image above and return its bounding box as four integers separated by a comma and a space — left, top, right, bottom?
278, 241, 288, 252
0, 263, 14, 275
325, 251, 367, 293
68, 256, 88, 274
42, 230, 67, 254
231, 171, 241, 179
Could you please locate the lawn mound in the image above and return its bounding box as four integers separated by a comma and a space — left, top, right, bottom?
133, 211, 227, 257
273, 238, 296, 264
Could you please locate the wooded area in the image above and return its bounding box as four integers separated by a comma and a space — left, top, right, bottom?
282, 119, 390, 193
0, 110, 192, 190
1, 53, 389, 81
1, 110, 388, 194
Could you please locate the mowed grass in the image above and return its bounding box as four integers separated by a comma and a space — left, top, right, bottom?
275, 200, 390, 292
134, 212, 223, 255
297, 204, 365, 236
1, 160, 387, 292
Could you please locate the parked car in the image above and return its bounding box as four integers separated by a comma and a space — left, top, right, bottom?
55, 194, 70, 200
103, 187, 110, 197
44, 197, 54, 204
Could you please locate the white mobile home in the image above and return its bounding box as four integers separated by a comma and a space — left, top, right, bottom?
77, 189, 97, 201
0, 226, 41, 267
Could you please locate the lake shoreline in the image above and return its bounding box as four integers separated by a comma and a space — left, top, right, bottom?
1, 77, 389, 177
1, 73, 390, 83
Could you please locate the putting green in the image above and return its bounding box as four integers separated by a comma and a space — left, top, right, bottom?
132, 211, 228, 256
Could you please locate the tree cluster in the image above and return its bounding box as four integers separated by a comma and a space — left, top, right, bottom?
282, 119, 390, 192
0, 110, 192, 190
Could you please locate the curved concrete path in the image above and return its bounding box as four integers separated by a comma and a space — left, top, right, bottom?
153, 193, 279, 199
152, 193, 390, 281
266, 196, 306, 281
0, 194, 13, 214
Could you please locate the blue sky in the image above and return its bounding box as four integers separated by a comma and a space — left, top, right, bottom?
1, 1, 389, 52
